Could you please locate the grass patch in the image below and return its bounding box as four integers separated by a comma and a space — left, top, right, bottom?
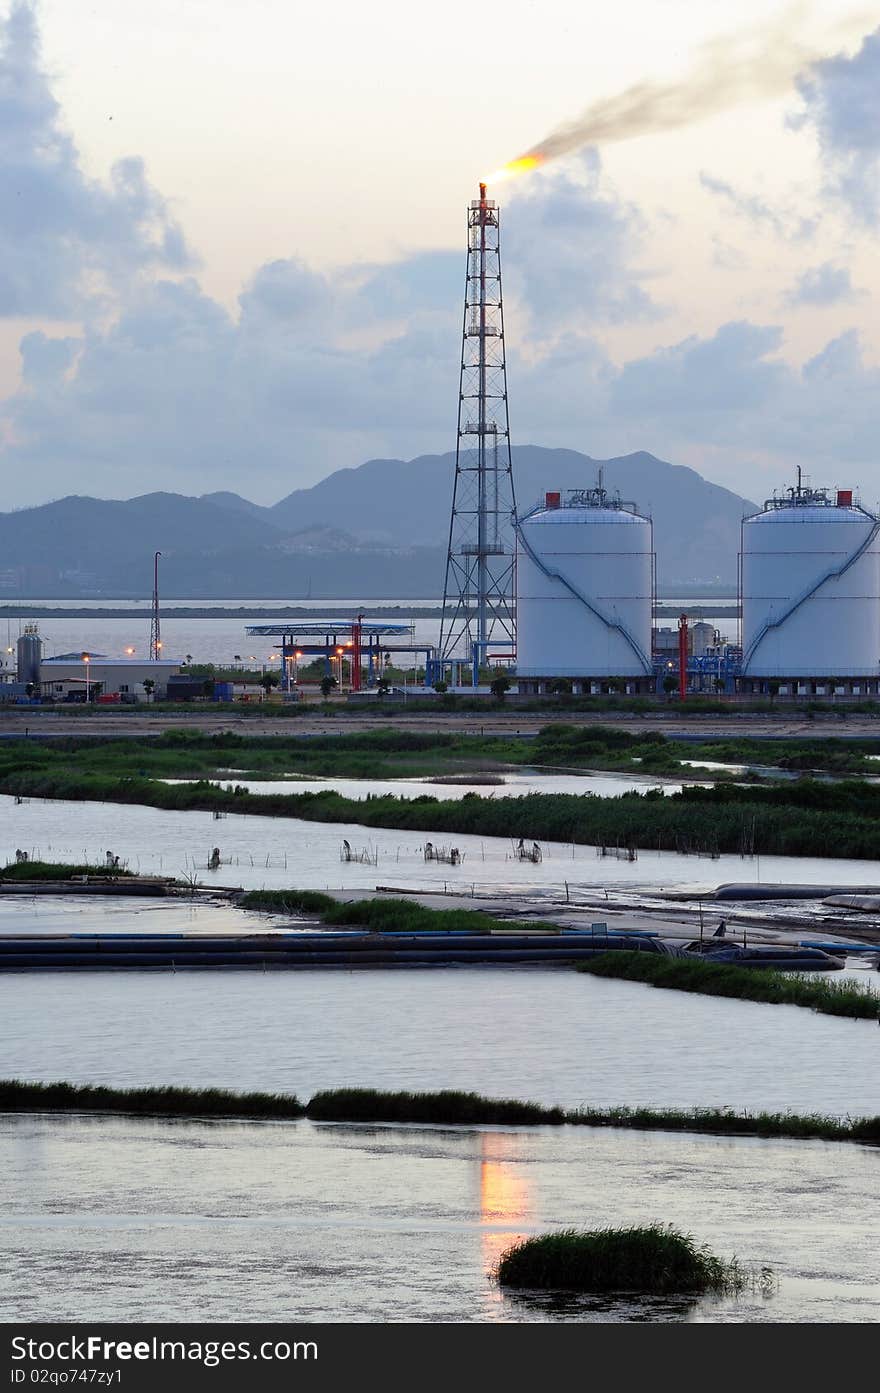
566, 1104, 880, 1143
306, 1088, 563, 1125
577, 951, 880, 1021
326, 898, 518, 935
238, 891, 532, 936
241, 892, 543, 937
496, 1225, 743, 1294
7, 757, 880, 860
5, 723, 880, 786
305, 1088, 880, 1143
0, 860, 134, 881
0, 1079, 304, 1119
1, 1081, 877, 1142
238, 889, 338, 916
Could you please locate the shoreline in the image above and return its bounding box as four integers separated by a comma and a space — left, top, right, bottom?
1, 1080, 876, 1144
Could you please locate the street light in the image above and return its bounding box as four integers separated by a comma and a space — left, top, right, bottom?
335, 646, 345, 690
82, 652, 90, 703
125, 646, 135, 656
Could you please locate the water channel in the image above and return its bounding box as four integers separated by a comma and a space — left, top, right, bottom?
1, 1115, 876, 1322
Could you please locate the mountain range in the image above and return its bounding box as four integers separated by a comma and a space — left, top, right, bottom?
0, 447, 757, 597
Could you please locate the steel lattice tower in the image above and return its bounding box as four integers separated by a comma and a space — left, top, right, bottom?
149, 550, 162, 661
438, 183, 517, 679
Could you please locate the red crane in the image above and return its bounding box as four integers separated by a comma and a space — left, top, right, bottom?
678, 613, 688, 702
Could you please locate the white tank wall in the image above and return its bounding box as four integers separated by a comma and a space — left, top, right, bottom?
516, 506, 653, 677
16, 633, 41, 685
741, 505, 880, 676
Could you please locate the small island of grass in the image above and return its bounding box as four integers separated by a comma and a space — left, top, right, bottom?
306, 1087, 563, 1126
496, 1224, 744, 1294
0, 860, 134, 881
577, 950, 880, 1020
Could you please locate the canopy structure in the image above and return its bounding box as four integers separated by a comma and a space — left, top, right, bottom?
245, 619, 433, 691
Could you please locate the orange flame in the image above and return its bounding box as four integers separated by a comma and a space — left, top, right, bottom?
484, 154, 544, 186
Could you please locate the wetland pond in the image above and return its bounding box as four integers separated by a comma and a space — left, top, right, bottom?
3, 788, 879, 1324
1, 1114, 877, 1322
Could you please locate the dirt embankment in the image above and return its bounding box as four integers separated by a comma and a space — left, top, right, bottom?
2, 709, 878, 740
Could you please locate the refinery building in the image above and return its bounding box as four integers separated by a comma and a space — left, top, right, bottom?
737, 478, 880, 698
511, 473, 880, 699
431, 183, 880, 699
515, 481, 655, 697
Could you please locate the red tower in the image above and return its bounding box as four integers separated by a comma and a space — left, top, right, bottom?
678, 613, 688, 701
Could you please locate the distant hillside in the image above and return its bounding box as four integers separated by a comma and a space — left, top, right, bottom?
269, 447, 757, 586
0, 492, 277, 569
0, 448, 757, 596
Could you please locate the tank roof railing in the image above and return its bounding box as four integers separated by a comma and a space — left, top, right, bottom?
565, 486, 639, 512
762, 466, 860, 513
529, 487, 640, 515
763, 484, 834, 511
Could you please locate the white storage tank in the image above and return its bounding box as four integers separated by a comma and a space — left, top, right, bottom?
516, 487, 653, 678
16, 625, 42, 686
741, 482, 880, 677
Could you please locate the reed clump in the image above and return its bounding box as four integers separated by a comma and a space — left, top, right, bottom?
0, 1079, 305, 1119
1, 1080, 877, 1142
238, 889, 338, 916
566, 1104, 880, 1143
5, 763, 880, 860
576, 951, 880, 1021
6, 725, 880, 787
326, 898, 515, 935
240, 891, 526, 936
306, 1088, 563, 1125
304, 1089, 880, 1142
496, 1225, 744, 1293
0, 861, 134, 882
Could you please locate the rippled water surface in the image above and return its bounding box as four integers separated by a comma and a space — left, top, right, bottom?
2, 966, 877, 1117
6, 793, 880, 897
7, 605, 871, 1323
0, 895, 278, 937
1, 1115, 876, 1322
167, 770, 695, 800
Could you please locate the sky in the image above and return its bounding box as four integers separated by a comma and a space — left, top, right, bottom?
1, 0, 879, 509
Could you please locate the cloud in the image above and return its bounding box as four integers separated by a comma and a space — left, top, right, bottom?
699, 171, 816, 240
504, 151, 661, 326
602, 322, 880, 484
0, 1, 192, 318
0, 53, 657, 502
710, 235, 749, 271
1, 2, 879, 512
793, 26, 880, 225
611, 321, 787, 420
783, 260, 860, 306
5, 268, 880, 506
3, 263, 462, 499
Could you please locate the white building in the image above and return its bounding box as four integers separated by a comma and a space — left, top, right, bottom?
516, 486, 654, 694
40, 654, 181, 701
739, 481, 880, 693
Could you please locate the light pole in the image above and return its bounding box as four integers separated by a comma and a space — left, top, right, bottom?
335, 646, 344, 691
82, 652, 90, 703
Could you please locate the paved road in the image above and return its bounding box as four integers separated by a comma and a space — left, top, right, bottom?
1, 708, 879, 739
